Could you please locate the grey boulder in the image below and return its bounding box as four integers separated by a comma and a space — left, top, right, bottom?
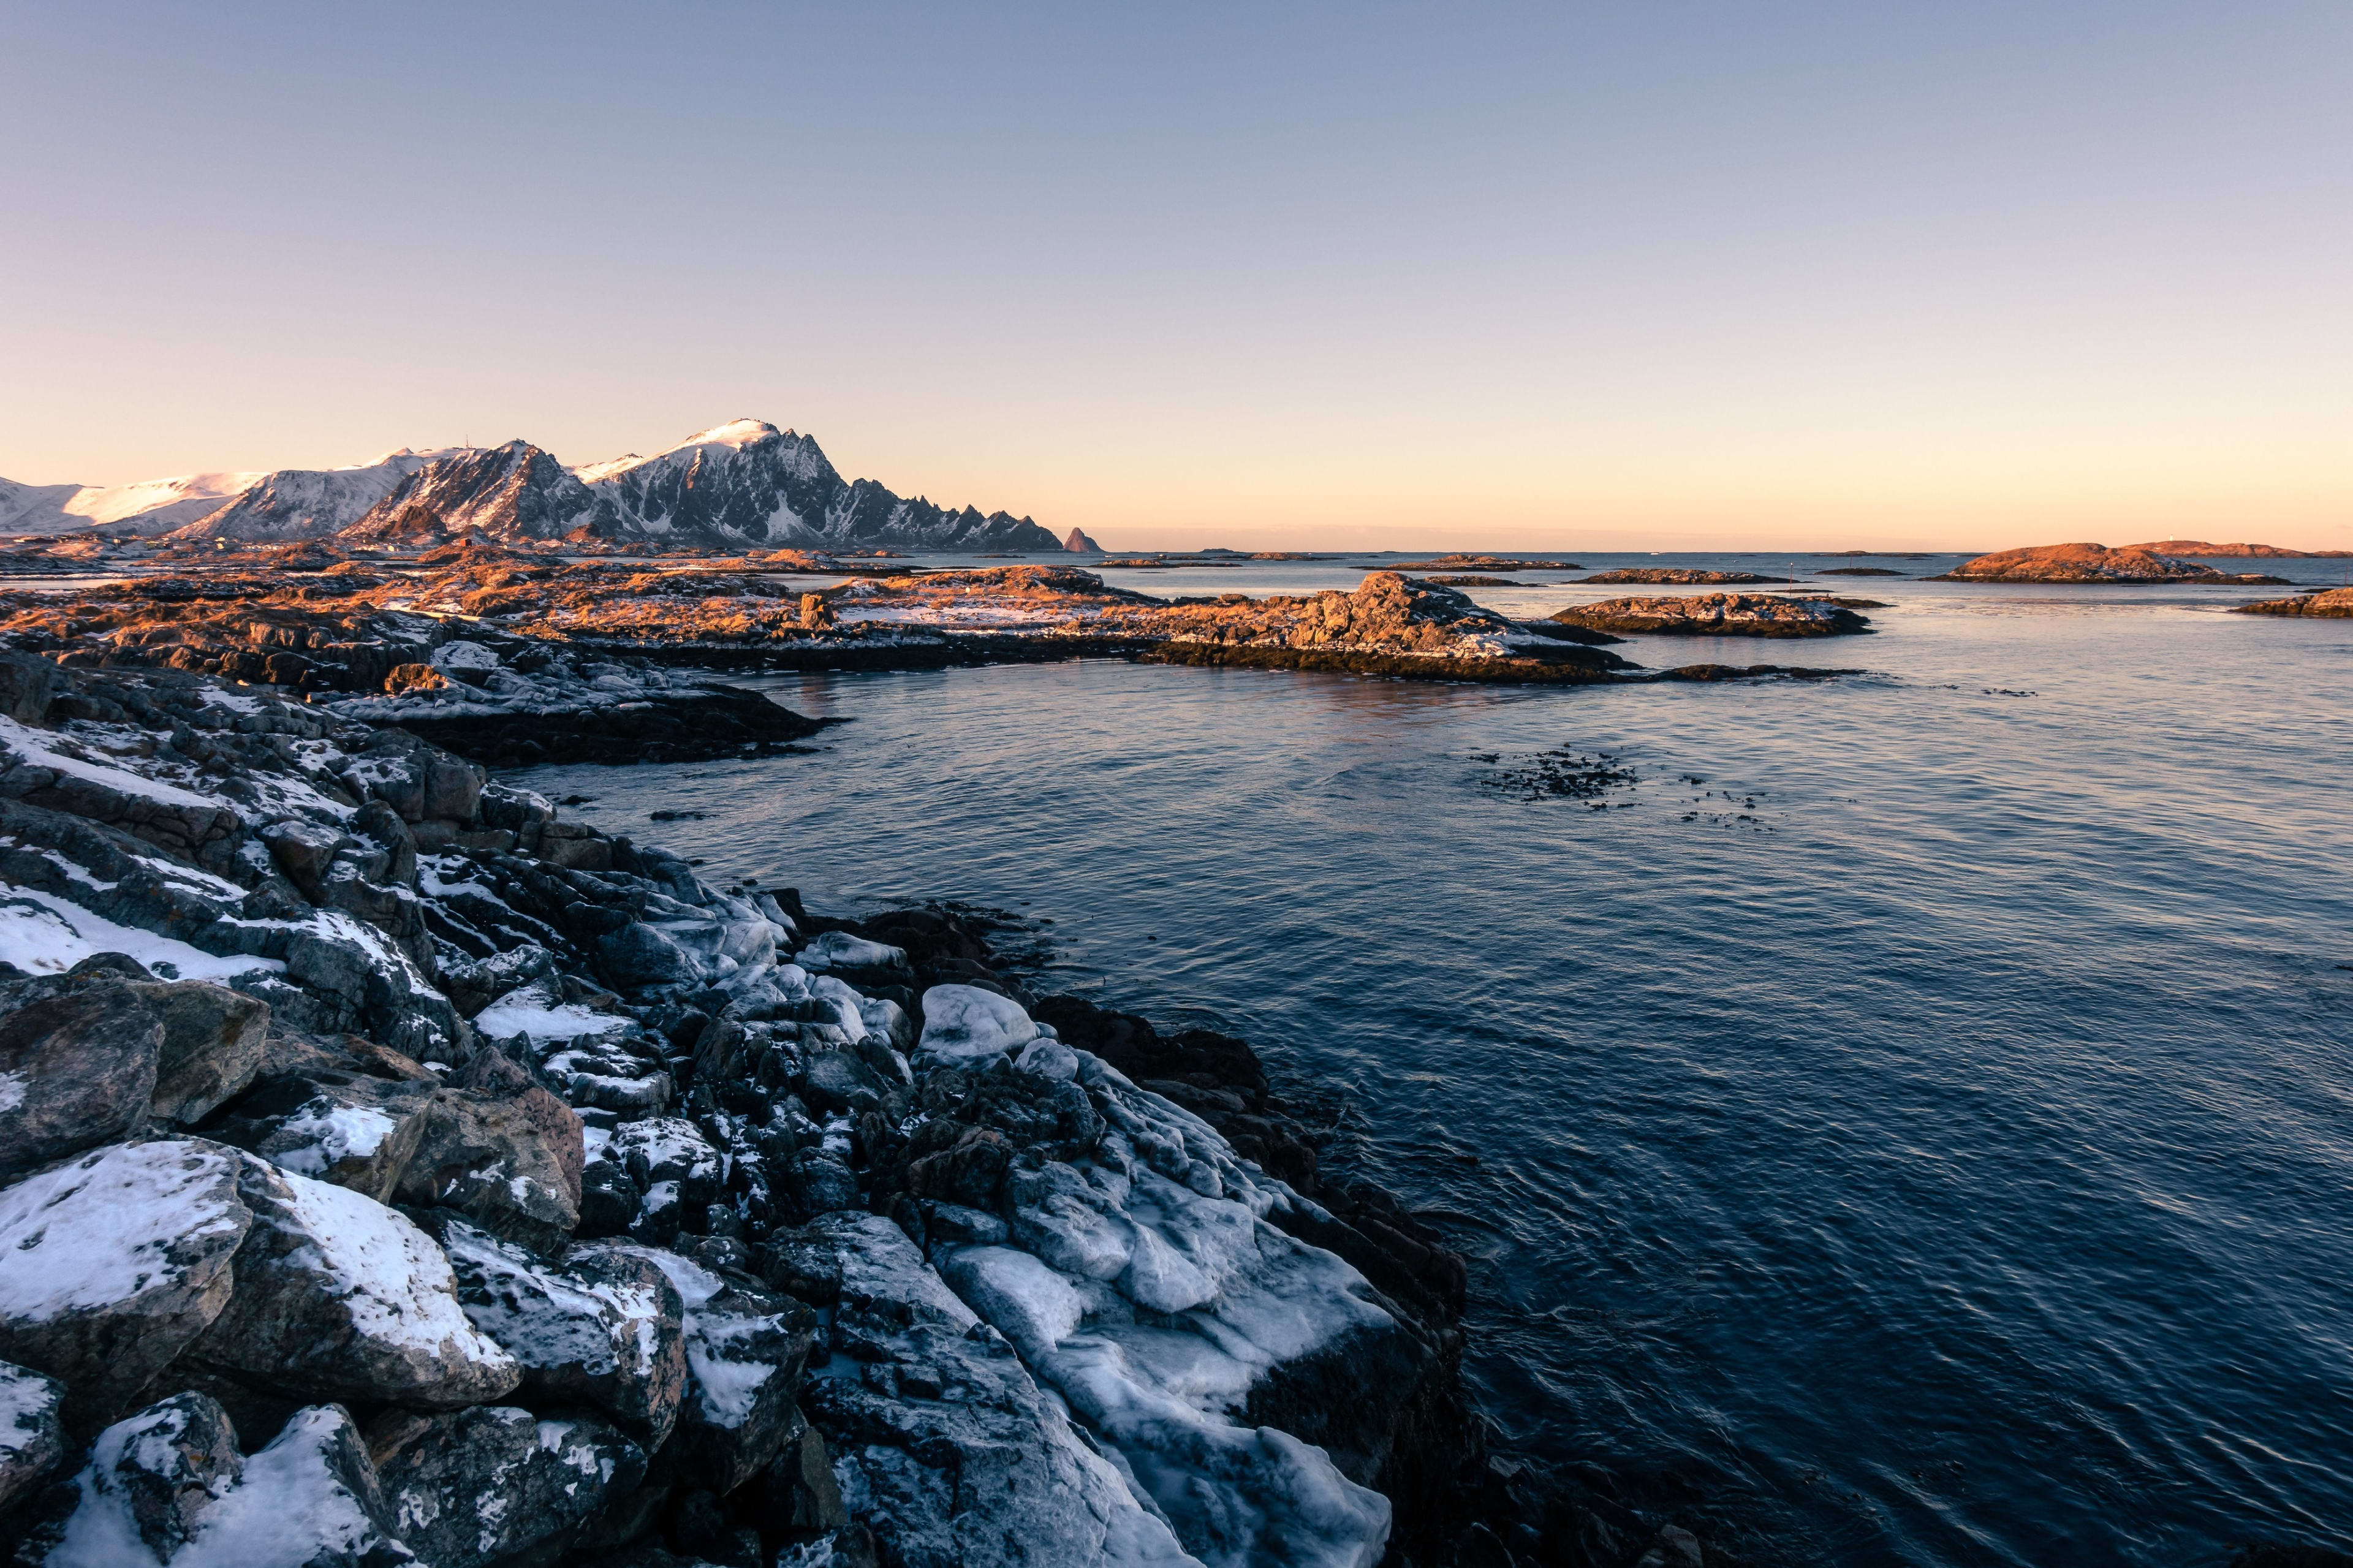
183, 1155, 521, 1411
211, 1072, 438, 1202
436, 1218, 688, 1448
393, 1081, 583, 1254
366, 1404, 644, 1568
134, 980, 269, 1126
0, 979, 164, 1180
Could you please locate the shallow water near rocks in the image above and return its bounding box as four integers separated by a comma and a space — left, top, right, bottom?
524, 556, 2353, 1567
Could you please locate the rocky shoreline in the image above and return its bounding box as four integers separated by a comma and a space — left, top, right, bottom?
0, 652, 1736, 1568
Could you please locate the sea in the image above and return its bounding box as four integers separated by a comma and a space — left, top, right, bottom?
520, 550, 2353, 1567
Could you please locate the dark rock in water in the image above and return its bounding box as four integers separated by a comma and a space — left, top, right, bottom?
385, 686, 840, 770
0, 1140, 252, 1433
0, 978, 164, 1179
0, 1360, 67, 1515
1477, 747, 1638, 802
1816, 566, 1906, 575
366, 1404, 647, 1568
433, 1216, 689, 1448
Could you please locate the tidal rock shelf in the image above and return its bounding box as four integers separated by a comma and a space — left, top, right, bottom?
0, 654, 1720, 1568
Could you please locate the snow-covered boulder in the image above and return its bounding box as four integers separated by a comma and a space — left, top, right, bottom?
0, 1359, 67, 1514
27, 1397, 412, 1568
435, 1219, 687, 1447
915, 984, 1039, 1064
601, 1244, 814, 1495
0, 1140, 252, 1430
183, 1157, 521, 1412
216, 1073, 436, 1201
0, 979, 165, 1180
368, 1404, 645, 1568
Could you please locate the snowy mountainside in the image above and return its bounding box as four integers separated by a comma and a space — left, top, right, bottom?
0, 471, 267, 537
344, 441, 617, 542
166, 448, 472, 542
580, 419, 1061, 551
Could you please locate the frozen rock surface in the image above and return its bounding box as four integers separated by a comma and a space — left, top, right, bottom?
0, 1360, 67, 1513
366, 1404, 645, 1568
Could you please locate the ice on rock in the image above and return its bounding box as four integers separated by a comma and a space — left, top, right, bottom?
915, 983, 1038, 1064
808, 974, 870, 1042
0, 889, 279, 983
472, 982, 631, 1045
794, 931, 907, 974
938, 1246, 1085, 1358
1015, 1037, 1082, 1081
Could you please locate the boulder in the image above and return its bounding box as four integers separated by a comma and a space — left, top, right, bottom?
801, 1050, 884, 1116
608, 1117, 722, 1208
593, 1245, 813, 1496
0, 1140, 251, 1431
26, 1399, 411, 1568
394, 1082, 583, 1254
134, 981, 270, 1127
183, 1156, 521, 1411
914, 985, 1038, 1066
0, 1359, 67, 1515
220, 1073, 437, 1202
258, 819, 345, 902
798, 1213, 1194, 1568
435, 1218, 688, 1447
366, 1404, 645, 1568
0, 979, 165, 1180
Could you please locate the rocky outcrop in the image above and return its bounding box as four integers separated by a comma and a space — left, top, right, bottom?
1932, 542, 2291, 583
2231, 586, 2353, 618
1578, 568, 1794, 585
1063, 527, 1104, 553
2128, 540, 2352, 558
1550, 593, 1873, 638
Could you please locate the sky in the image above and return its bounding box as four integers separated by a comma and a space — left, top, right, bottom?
2, 1, 2347, 551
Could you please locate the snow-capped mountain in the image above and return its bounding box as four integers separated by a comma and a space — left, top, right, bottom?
0, 470, 267, 537
167, 449, 471, 542
5, 418, 1059, 551
346, 441, 616, 542
580, 419, 1059, 551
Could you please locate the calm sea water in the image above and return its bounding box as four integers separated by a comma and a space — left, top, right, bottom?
523, 553, 2353, 1567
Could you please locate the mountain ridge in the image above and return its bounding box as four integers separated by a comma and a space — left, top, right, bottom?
1, 420, 1060, 551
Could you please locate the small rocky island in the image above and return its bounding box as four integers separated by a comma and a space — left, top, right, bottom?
1575, 569, 1795, 586
0, 650, 1732, 1568
1929, 542, 2291, 584
1548, 593, 1873, 638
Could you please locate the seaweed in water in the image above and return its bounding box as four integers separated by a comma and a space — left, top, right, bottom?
1474, 746, 1637, 803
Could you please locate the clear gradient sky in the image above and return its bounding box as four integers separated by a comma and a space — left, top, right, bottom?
3, 2, 2347, 551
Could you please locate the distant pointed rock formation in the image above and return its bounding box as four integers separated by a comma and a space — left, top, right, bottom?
1063, 527, 1103, 553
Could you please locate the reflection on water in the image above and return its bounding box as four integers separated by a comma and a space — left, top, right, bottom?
521, 574, 2353, 1567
